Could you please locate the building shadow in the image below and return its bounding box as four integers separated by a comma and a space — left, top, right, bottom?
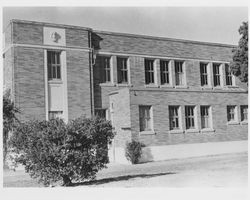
71, 172, 176, 187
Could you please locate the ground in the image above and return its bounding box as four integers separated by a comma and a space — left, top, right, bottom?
3, 152, 247, 187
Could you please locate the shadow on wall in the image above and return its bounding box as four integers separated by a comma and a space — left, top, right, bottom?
139, 147, 154, 163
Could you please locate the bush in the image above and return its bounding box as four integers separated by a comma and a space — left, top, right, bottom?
9, 116, 114, 186
3, 89, 19, 166
125, 141, 145, 164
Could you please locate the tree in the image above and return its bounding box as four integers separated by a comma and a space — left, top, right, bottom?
9, 117, 115, 186
230, 21, 248, 83
3, 89, 19, 166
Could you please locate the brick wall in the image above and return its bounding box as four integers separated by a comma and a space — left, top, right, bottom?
66, 50, 91, 119
14, 47, 46, 121
129, 89, 248, 146
12, 21, 89, 48
13, 22, 43, 45
66, 28, 89, 48
3, 48, 13, 96
96, 31, 233, 61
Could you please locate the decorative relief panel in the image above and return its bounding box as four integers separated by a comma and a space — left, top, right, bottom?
43, 27, 66, 46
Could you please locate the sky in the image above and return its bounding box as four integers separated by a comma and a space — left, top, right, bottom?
2, 7, 249, 44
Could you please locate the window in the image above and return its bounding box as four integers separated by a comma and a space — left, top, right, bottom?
47, 51, 61, 80
227, 106, 237, 122
213, 63, 221, 86
139, 106, 152, 131
160, 60, 169, 85
175, 61, 184, 86
145, 59, 155, 84
117, 57, 128, 84
241, 106, 248, 122
49, 111, 63, 120
225, 64, 233, 86
200, 106, 211, 129
185, 106, 196, 129
99, 56, 111, 83
169, 106, 180, 130
200, 63, 208, 86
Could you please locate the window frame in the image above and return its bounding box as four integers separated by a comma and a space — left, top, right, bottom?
160, 60, 170, 85
200, 62, 209, 86
200, 106, 212, 129
185, 106, 196, 130
98, 56, 111, 83
227, 105, 238, 123
213, 63, 222, 87
169, 106, 181, 130
240, 105, 248, 122
144, 59, 155, 85
139, 105, 153, 132
174, 60, 185, 86
117, 57, 128, 84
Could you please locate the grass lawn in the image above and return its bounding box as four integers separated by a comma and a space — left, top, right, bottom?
3, 152, 247, 187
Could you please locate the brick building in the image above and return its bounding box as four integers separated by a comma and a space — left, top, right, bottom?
3, 20, 248, 163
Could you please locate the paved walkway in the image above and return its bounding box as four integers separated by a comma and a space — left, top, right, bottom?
4, 152, 247, 187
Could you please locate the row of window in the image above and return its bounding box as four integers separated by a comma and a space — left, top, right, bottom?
46, 51, 235, 88
139, 105, 248, 132
97, 55, 235, 87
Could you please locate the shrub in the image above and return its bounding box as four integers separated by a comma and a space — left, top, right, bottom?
3, 89, 19, 166
9, 116, 114, 186
125, 141, 145, 164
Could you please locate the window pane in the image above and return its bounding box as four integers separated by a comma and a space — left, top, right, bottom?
47, 51, 61, 80
117, 57, 128, 83
227, 106, 236, 122
57, 66, 61, 79
185, 106, 195, 129
145, 59, 154, 84
139, 106, 152, 131
169, 106, 180, 130
175, 61, 184, 86
201, 106, 210, 129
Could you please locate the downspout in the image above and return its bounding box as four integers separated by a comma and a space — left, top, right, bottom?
88, 30, 95, 117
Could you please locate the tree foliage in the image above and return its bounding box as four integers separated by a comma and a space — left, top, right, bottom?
9, 117, 114, 186
3, 89, 19, 163
230, 21, 248, 83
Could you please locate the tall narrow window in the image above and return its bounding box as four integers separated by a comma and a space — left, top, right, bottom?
225, 64, 233, 86
200, 63, 208, 86
175, 61, 184, 86
200, 106, 211, 129
117, 57, 128, 84
160, 60, 169, 85
145, 59, 155, 84
99, 56, 111, 83
139, 106, 152, 131
240, 105, 248, 122
47, 51, 61, 80
185, 106, 196, 129
227, 106, 237, 122
169, 106, 180, 130
213, 63, 221, 86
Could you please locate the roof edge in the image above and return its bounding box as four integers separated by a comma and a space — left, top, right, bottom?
10, 19, 92, 31
7, 19, 236, 48
94, 30, 237, 48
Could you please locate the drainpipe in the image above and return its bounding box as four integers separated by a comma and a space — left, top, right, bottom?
88, 30, 95, 117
